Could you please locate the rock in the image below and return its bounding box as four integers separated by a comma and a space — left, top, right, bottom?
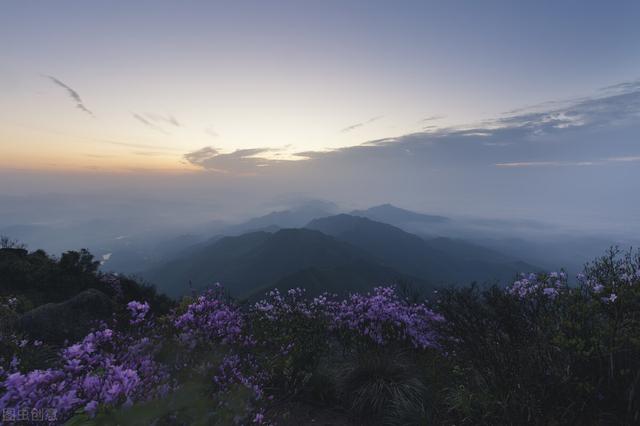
19, 288, 115, 344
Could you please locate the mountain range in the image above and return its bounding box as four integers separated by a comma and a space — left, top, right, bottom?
141, 207, 537, 298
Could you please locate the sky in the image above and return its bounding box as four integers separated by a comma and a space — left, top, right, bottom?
1, 0, 640, 234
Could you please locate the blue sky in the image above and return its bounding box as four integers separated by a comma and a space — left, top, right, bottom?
1, 0, 639, 232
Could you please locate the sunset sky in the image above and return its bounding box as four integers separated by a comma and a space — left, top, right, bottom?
2, 1, 639, 172
1, 1, 640, 232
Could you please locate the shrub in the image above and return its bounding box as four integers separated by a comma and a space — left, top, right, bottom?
4, 248, 638, 425
339, 350, 430, 425
436, 248, 640, 425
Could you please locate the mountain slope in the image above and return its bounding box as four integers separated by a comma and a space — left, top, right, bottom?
251, 259, 430, 301
221, 202, 337, 236
351, 204, 449, 226
349, 204, 618, 279
142, 228, 422, 298
306, 214, 536, 285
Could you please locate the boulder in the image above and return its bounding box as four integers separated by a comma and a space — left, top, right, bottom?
19, 288, 115, 344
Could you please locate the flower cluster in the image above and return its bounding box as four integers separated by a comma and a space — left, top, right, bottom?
328, 286, 444, 349
0, 305, 169, 423
508, 272, 567, 299
253, 286, 444, 350
2, 296, 18, 310
0, 327, 169, 422
253, 288, 324, 322
173, 290, 247, 348
2, 285, 445, 424
127, 300, 150, 325
578, 253, 640, 304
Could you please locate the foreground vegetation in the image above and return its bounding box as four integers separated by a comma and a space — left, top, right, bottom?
1, 245, 639, 425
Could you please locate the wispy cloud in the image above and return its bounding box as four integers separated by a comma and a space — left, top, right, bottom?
496, 160, 596, 168
184, 79, 640, 177
599, 80, 640, 94
496, 156, 640, 168
133, 151, 166, 157
144, 113, 181, 127
85, 153, 115, 158
341, 115, 384, 133
184, 146, 220, 164
132, 113, 169, 134
205, 126, 219, 138
185, 146, 269, 174
44, 75, 94, 117
96, 138, 183, 152
608, 156, 640, 162
484, 82, 640, 133
184, 146, 305, 174
419, 115, 445, 123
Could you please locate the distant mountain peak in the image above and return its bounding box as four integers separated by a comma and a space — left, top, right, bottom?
373, 203, 397, 209
221, 202, 337, 236
306, 213, 398, 233
351, 204, 449, 224
307, 213, 422, 241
